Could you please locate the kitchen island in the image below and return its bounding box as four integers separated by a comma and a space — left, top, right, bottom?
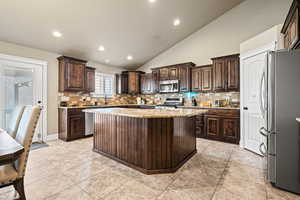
84, 108, 207, 174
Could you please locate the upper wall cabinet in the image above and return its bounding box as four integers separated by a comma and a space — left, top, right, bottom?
116, 71, 145, 94
282, 0, 300, 49
191, 65, 212, 92
141, 73, 154, 94
58, 56, 87, 92
85, 67, 96, 92
152, 69, 160, 94
212, 54, 239, 92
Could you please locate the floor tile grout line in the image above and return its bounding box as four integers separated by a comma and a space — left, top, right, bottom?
209, 148, 234, 200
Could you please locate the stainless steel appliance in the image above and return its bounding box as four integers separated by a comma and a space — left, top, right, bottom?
155, 97, 183, 109
85, 112, 94, 136
159, 80, 179, 93
259, 49, 300, 194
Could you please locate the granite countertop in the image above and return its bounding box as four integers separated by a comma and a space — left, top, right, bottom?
59, 104, 239, 110
297, 118, 300, 122
83, 108, 208, 118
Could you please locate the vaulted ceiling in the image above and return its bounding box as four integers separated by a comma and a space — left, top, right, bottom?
0, 0, 244, 68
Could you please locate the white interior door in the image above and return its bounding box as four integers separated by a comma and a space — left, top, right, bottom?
0, 59, 44, 142
242, 52, 267, 155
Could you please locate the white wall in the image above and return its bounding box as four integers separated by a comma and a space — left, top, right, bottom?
0, 40, 123, 136
138, 0, 293, 72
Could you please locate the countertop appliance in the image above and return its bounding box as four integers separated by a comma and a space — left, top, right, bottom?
259, 49, 300, 194
159, 80, 179, 93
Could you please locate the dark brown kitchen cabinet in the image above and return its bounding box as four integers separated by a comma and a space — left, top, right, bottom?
152, 69, 160, 93
159, 68, 169, 81
117, 71, 144, 94
191, 65, 212, 92
282, 0, 300, 49
212, 54, 239, 92
195, 115, 205, 138
85, 67, 95, 92
141, 73, 153, 94
169, 67, 178, 80
58, 108, 85, 141
178, 65, 191, 92
203, 109, 240, 144
58, 56, 87, 92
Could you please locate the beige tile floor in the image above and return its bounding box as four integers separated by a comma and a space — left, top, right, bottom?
1, 138, 300, 200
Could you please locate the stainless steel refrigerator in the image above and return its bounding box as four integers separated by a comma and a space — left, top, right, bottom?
259, 49, 300, 194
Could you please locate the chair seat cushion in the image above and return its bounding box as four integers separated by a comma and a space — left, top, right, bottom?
0, 164, 18, 184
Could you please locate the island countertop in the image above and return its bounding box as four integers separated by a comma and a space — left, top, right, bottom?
83, 108, 207, 118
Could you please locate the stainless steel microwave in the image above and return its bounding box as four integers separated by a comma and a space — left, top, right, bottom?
159, 80, 179, 93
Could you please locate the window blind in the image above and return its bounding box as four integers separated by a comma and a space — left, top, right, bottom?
93, 72, 114, 97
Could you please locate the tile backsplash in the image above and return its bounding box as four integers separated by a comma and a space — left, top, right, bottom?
59, 92, 240, 107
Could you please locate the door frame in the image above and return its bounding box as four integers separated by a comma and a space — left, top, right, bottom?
0, 53, 48, 142
240, 42, 276, 148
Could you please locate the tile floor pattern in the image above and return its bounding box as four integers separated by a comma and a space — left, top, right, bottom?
1, 138, 300, 200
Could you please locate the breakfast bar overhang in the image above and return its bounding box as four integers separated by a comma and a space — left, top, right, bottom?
84, 108, 207, 174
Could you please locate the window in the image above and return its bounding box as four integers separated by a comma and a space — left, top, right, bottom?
93, 72, 114, 97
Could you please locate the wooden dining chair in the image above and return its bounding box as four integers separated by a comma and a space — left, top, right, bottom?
6, 105, 25, 138
0, 105, 41, 200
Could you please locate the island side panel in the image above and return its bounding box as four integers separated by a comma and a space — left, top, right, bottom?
172, 116, 197, 167
94, 114, 117, 156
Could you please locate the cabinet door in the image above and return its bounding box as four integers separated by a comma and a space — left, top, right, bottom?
206, 117, 221, 140
222, 118, 240, 144
195, 115, 205, 138
169, 67, 178, 80
159, 68, 169, 80
226, 57, 239, 91
128, 72, 140, 94
152, 70, 159, 93
290, 8, 299, 48
69, 115, 85, 140
85, 67, 95, 92
140, 74, 147, 94
179, 66, 190, 92
201, 67, 212, 92
213, 59, 226, 92
66, 62, 85, 91
191, 68, 201, 92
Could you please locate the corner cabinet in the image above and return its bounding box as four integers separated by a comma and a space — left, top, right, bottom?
58, 56, 87, 92
212, 54, 239, 92
282, 0, 300, 49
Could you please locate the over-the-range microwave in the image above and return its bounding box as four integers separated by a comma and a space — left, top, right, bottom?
159, 80, 179, 93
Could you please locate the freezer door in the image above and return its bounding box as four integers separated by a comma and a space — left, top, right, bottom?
274, 49, 300, 194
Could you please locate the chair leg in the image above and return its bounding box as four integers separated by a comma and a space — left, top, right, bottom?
13, 178, 26, 200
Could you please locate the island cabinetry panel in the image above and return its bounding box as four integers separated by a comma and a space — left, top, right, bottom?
212, 54, 240, 92
195, 115, 205, 138
93, 114, 197, 174
58, 108, 85, 141
58, 56, 87, 92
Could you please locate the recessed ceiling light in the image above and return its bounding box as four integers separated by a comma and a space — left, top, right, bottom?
52, 31, 62, 38
98, 45, 105, 51
173, 18, 181, 26
105, 59, 110, 63
149, 0, 156, 3
127, 55, 133, 60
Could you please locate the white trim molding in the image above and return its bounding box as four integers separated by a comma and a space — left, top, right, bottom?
0, 53, 48, 143
46, 133, 58, 141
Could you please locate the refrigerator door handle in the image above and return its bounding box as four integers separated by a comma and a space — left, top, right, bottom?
259, 71, 266, 119
259, 142, 267, 157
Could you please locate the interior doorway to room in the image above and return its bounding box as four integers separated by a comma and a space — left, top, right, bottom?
0, 54, 47, 143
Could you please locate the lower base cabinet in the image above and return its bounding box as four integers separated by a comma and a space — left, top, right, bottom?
195, 109, 240, 144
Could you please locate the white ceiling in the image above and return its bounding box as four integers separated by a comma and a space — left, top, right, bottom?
0, 0, 244, 69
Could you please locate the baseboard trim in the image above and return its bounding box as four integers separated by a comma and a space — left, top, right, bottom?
46, 133, 58, 141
